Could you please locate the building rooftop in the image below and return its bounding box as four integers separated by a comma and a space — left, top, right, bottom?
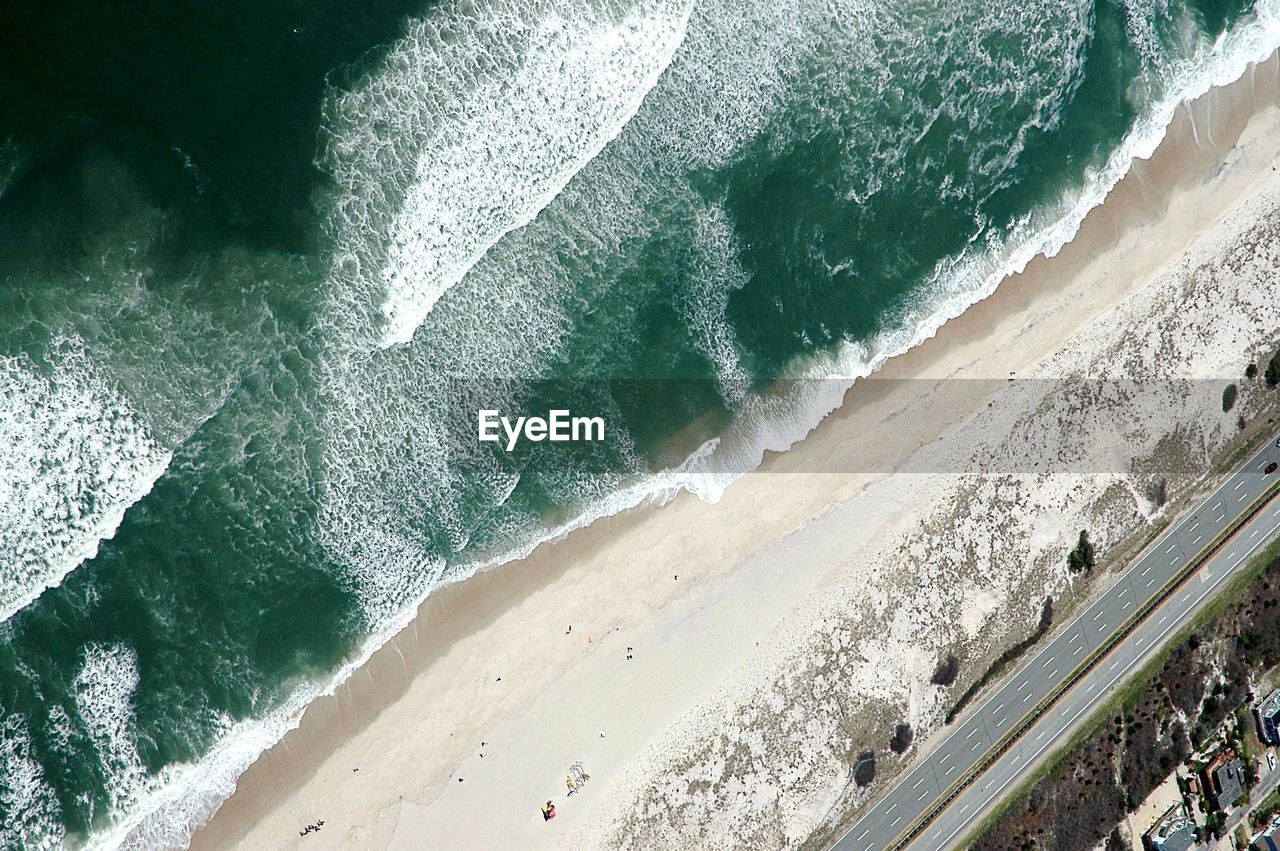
1146, 803, 1196, 851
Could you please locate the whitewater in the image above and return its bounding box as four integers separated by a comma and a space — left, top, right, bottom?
3, 0, 1280, 847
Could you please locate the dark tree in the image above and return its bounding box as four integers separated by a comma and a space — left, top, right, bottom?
1267, 351, 1280, 387
1246, 362, 1258, 380
853, 750, 876, 787
932, 653, 960, 686
1150, 477, 1168, 507
889, 722, 914, 754
1038, 596, 1055, 632
1068, 530, 1096, 573
1223, 383, 1238, 412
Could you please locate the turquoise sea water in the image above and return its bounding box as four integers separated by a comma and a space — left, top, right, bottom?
0, 0, 1276, 844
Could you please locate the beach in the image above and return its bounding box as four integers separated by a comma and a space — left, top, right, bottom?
189, 53, 1280, 851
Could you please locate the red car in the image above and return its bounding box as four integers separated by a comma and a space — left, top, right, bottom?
1266, 462, 1279, 475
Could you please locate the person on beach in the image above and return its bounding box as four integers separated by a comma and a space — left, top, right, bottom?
542, 801, 557, 821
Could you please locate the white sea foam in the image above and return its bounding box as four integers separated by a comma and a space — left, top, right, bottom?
322, 0, 693, 347
0, 341, 171, 624
0, 716, 64, 851
74, 644, 147, 819
85, 2, 1280, 848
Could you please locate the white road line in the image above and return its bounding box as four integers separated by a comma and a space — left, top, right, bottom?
1093, 608, 1105, 621
1216, 513, 1226, 523
1193, 534, 1204, 545
891, 816, 901, 828
940, 752, 951, 764
918, 790, 929, 802
1165, 543, 1178, 554
1146, 576, 1156, 587
913, 775, 926, 790
945, 763, 955, 775
1023, 692, 1032, 703
971, 740, 981, 751
1158, 614, 1167, 625
1236, 480, 1246, 490
1189, 520, 1200, 532
892, 493, 1280, 851
1097, 622, 1106, 633
857, 829, 868, 842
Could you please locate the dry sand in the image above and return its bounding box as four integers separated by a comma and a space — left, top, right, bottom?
190, 54, 1280, 851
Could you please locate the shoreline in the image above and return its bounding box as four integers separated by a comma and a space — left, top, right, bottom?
188, 51, 1280, 851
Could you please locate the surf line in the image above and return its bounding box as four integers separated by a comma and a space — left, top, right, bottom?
478, 409, 605, 452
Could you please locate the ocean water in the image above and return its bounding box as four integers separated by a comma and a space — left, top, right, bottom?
0, 0, 1276, 845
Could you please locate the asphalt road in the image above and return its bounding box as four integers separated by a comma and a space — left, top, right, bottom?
833, 433, 1280, 851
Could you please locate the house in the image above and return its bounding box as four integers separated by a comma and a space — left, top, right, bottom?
1256, 689, 1280, 745
1253, 815, 1280, 851
1144, 803, 1197, 851
1201, 749, 1245, 813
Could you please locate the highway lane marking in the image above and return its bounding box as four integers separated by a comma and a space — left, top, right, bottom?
1140, 564, 1152, 576
923, 508, 1276, 851
918, 790, 930, 802
971, 740, 981, 752
996, 715, 1007, 727
872, 484, 1280, 851
966, 727, 979, 739
1093, 608, 1105, 620
1181, 593, 1192, 603
1216, 512, 1226, 523
1193, 533, 1204, 545
1239, 490, 1248, 502
1048, 669, 1057, 679
1213, 501, 1222, 511
886, 804, 897, 816
1023, 692, 1031, 703
1236, 480, 1246, 490
1165, 542, 1178, 554
891, 817, 901, 828
1097, 622, 1106, 632
857, 829, 868, 842
1189, 519, 1200, 532
945, 763, 956, 776
1158, 614, 1168, 625
940, 752, 951, 764
913, 776, 926, 790
1145, 575, 1156, 587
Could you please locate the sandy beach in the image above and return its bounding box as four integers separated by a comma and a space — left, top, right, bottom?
190, 54, 1280, 851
